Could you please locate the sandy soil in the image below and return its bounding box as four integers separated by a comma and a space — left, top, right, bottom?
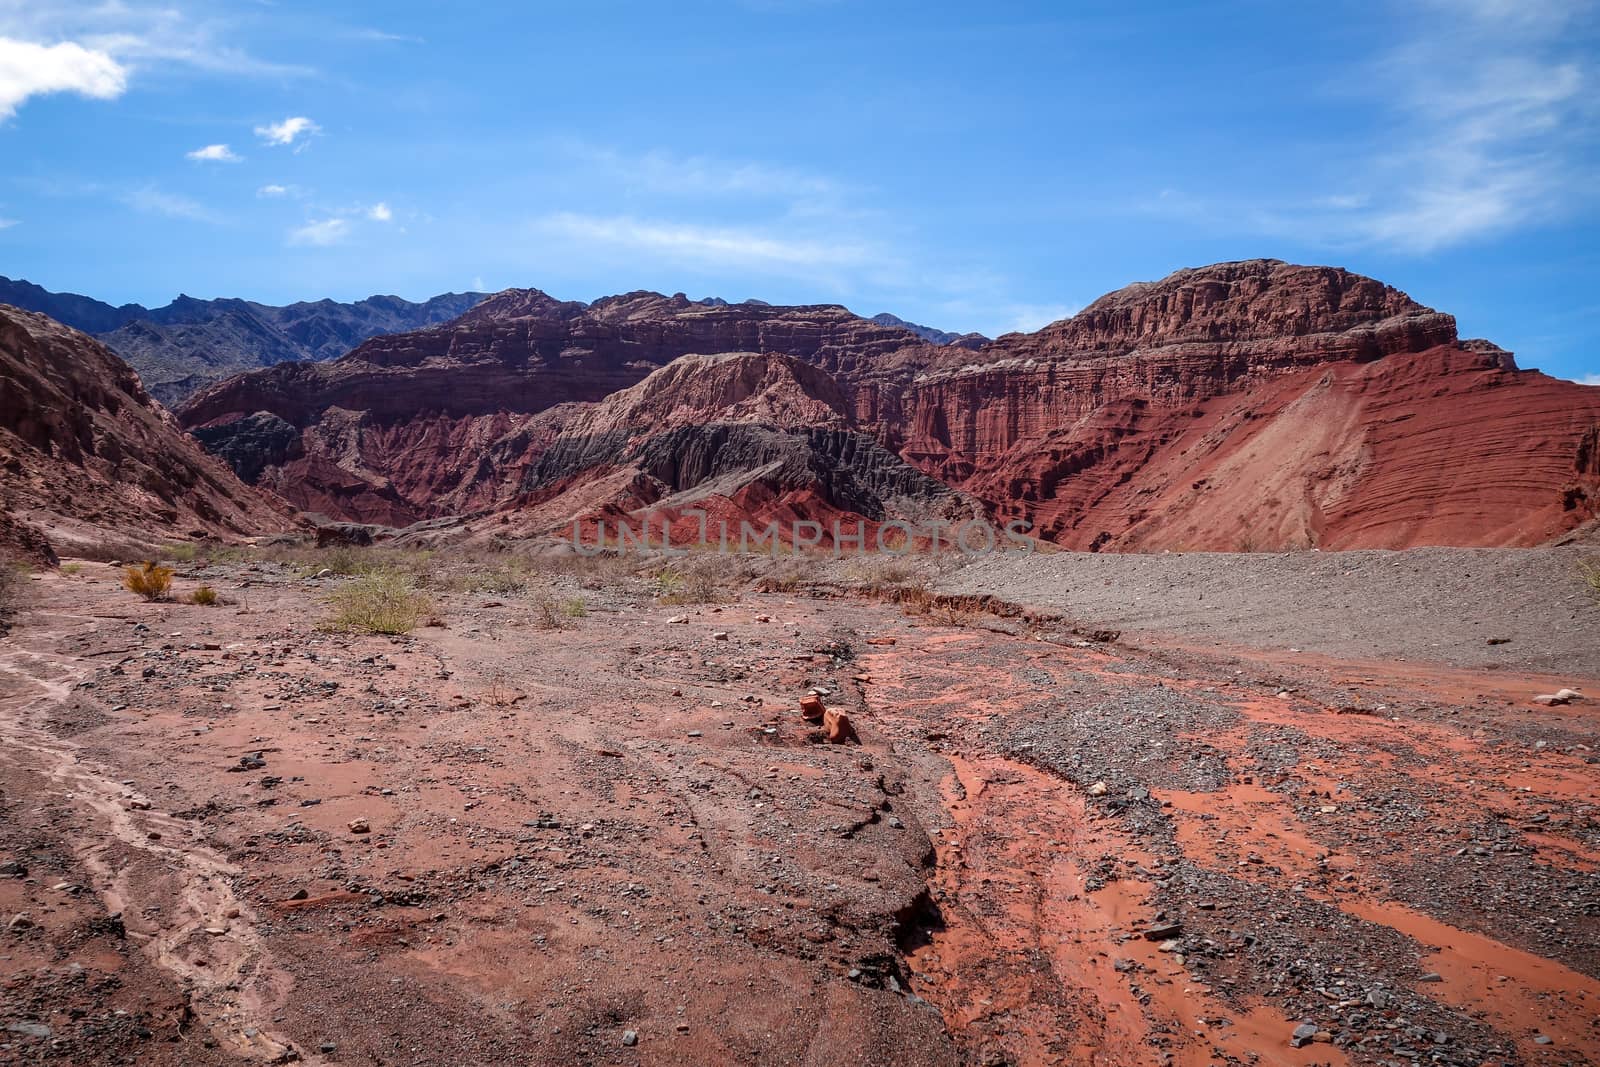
1, 553, 1597, 1066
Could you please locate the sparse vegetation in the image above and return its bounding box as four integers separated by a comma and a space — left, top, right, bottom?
1580, 558, 1600, 602
189, 584, 220, 606
0, 554, 21, 623
163, 542, 200, 563
76, 538, 155, 563
656, 558, 721, 604
532, 586, 588, 630
123, 562, 174, 601
844, 554, 923, 595
324, 571, 435, 635
60, 562, 82, 576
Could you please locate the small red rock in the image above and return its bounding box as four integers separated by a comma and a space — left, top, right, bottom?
799, 694, 825, 722
823, 708, 858, 744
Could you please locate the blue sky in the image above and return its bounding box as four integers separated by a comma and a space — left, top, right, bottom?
1, 0, 1596, 382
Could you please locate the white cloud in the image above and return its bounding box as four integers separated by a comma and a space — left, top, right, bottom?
0, 36, 126, 119
121, 186, 220, 223
1151, 2, 1595, 253
288, 217, 349, 247
0, 5, 310, 82
0, 217, 16, 228
185, 142, 239, 162
367, 201, 393, 222
536, 212, 875, 271
257, 183, 289, 197
255, 115, 320, 149
1576, 373, 1600, 386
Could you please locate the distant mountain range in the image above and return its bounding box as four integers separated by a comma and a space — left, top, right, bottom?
869, 313, 988, 348
0, 276, 484, 406
0, 278, 994, 408
4, 261, 1599, 561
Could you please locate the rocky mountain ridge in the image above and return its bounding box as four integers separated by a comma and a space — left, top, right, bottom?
0, 276, 484, 406
19, 258, 1599, 553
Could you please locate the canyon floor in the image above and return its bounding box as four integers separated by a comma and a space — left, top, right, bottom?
0, 547, 1597, 1067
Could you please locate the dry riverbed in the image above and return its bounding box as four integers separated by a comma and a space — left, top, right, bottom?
1, 550, 1597, 1066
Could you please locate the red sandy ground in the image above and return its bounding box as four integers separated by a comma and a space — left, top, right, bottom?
0, 560, 1596, 1066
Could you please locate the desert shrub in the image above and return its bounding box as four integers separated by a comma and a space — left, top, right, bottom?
561, 597, 587, 618
325, 571, 434, 635
0, 556, 21, 622
656, 558, 720, 604
1580, 558, 1600, 602
60, 562, 83, 576
123, 562, 173, 601
531, 588, 567, 630
163, 542, 200, 563
190, 584, 220, 606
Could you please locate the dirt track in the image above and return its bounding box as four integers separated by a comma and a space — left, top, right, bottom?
1, 553, 1597, 1066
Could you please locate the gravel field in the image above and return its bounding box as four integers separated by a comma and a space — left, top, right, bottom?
941, 546, 1600, 676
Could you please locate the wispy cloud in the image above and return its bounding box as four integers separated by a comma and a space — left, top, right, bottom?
256, 115, 320, 149
367, 201, 392, 222
0, 217, 17, 229
567, 144, 849, 211
0, 3, 311, 82
352, 27, 423, 44
1151, 1, 1596, 253
0, 36, 126, 119
185, 142, 239, 162
288, 217, 349, 247
257, 183, 290, 197
534, 212, 877, 272
1576, 372, 1600, 386
122, 186, 221, 223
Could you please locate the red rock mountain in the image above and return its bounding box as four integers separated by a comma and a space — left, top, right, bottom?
177, 261, 1600, 550
0, 304, 291, 561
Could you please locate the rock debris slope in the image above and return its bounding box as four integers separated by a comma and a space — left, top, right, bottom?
0, 304, 291, 559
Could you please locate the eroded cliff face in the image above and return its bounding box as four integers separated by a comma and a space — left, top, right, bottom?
897, 262, 1600, 550
0, 304, 291, 558
174, 262, 1600, 550
178, 295, 938, 523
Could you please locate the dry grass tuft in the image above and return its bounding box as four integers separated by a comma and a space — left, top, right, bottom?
123, 562, 173, 601
325, 571, 434, 635
1580, 558, 1600, 602
189, 584, 220, 606
531, 587, 587, 629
